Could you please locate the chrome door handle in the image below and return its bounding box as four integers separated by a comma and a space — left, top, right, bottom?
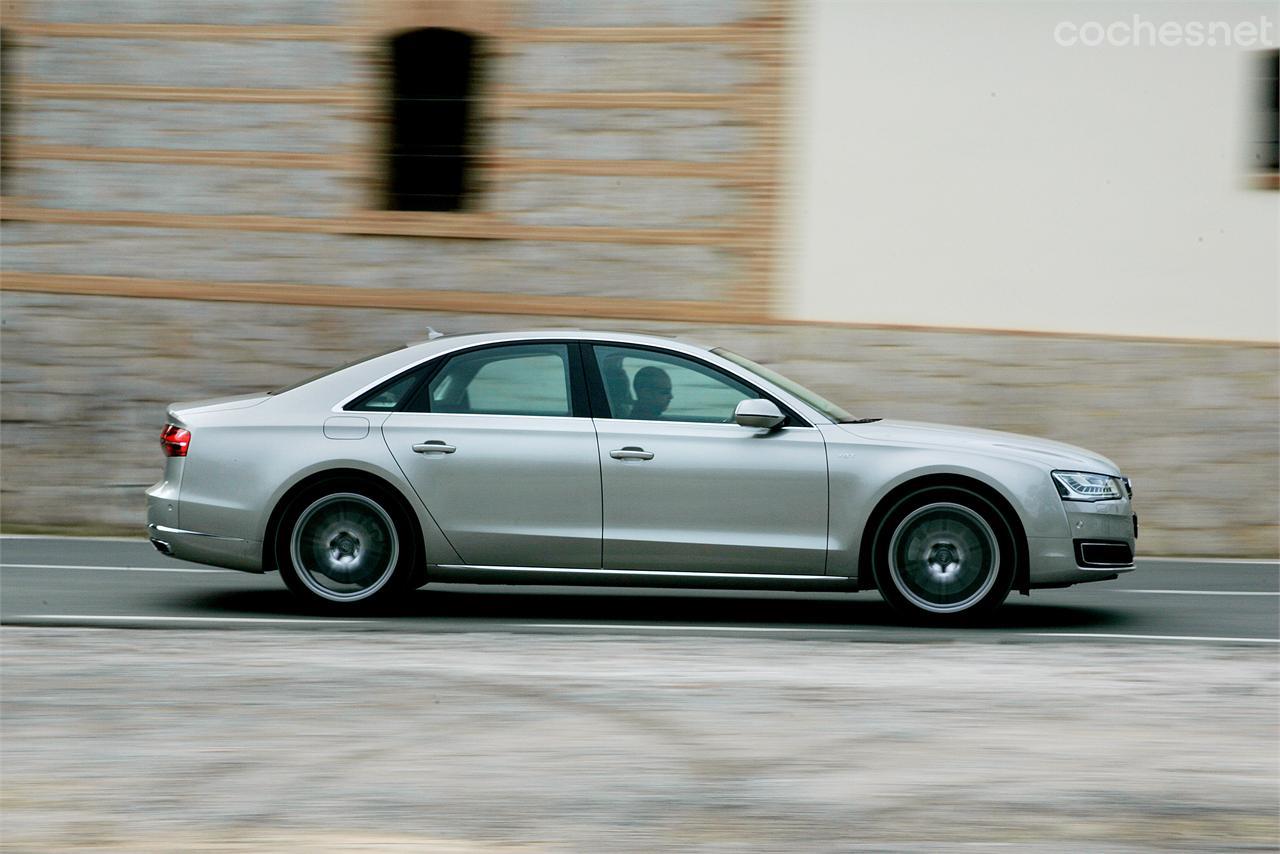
610, 446, 654, 461
412, 441, 456, 455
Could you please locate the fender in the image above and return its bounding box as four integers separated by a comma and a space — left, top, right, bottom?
822, 427, 1069, 578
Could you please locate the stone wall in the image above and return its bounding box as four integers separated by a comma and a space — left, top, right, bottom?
511, 1, 771, 27
13, 161, 353, 217
19, 100, 362, 153
493, 43, 757, 92
493, 176, 745, 229
2, 223, 738, 300
1, 291, 1276, 557
494, 108, 750, 161
24, 0, 346, 25
20, 38, 358, 89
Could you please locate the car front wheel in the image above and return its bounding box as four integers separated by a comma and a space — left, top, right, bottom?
276, 481, 417, 610
871, 486, 1015, 622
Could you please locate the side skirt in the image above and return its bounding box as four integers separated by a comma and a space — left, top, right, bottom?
428, 564, 860, 593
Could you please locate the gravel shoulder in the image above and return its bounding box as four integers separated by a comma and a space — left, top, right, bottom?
2, 628, 1277, 852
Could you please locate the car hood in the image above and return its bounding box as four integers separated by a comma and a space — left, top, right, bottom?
837, 419, 1120, 474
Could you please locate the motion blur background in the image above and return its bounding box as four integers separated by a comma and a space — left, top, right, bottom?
1, 0, 1276, 556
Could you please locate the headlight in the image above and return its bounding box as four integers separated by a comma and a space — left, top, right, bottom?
1052, 470, 1124, 501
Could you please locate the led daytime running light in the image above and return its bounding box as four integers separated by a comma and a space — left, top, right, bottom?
1052, 470, 1122, 502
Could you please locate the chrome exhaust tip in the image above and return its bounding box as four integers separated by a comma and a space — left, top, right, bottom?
150, 537, 174, 556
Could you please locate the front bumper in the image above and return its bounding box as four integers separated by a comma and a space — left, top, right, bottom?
1028, 498, 1137, 588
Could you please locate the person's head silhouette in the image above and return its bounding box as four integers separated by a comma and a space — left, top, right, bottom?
629, 366, 673, 420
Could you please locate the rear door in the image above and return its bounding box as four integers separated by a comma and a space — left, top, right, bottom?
382, 342, 601, 568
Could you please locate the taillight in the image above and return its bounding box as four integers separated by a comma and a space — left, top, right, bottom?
161, 424, 191, 457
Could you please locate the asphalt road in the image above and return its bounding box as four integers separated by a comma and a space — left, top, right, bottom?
2, 535, 1276, 643
4, 535, 1278, 851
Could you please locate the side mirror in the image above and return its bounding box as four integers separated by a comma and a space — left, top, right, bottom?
734, 398, 785, 430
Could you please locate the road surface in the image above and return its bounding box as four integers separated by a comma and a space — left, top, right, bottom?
1, 536, 1276, 643
2, 536, 1277, 852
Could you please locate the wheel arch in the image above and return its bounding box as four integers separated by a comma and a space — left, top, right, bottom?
857, 473, 1030, 595
261, 467, 426, 576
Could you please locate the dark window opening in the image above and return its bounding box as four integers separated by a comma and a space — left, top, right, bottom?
1, 29, 14, 196
1250, 49, 1278, 176
388, 28, 479, 212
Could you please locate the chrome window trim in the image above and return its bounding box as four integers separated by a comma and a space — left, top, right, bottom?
330, 334, 834, 427
382, 412, 588, 423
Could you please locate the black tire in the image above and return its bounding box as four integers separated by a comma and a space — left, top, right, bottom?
870, 485, 1016, 623
275, 478, 419, 611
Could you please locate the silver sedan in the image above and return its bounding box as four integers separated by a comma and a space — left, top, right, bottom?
146, 330, 1136, 621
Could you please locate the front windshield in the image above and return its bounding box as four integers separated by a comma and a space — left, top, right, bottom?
713, 347, 863, 424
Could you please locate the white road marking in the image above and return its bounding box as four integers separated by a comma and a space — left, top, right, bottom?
1136, 556, 1279, 566
521, 624, 1277, 644
1119, 589, 1278, 596
1, 563, 231, 573
518, 622, 864, 633
6, 616, 1275, 643
0, 534, 146, 542
13, 615, 365, 625
1141, 558, 1280, 563
1027, 632, 1278, 644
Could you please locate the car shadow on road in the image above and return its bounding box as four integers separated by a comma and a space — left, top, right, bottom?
187, 585, 1126, 632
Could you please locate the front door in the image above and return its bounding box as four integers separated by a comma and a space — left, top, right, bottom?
382, 342, 601, 568
589, 344, 829, 575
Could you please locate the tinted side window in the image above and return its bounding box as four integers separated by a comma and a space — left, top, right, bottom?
348, 369, 424, 412
415, 344, 572, 417
593, 345, 756, 423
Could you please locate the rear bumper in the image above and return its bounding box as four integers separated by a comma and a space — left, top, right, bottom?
146, 522, 263, 573
147, 478, 264, 572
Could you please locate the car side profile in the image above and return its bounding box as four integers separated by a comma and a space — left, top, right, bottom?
147, 330, 1136, 621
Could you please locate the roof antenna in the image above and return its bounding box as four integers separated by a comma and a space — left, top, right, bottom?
425, 327, 444, 340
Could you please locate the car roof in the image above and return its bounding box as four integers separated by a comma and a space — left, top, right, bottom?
398, 329, 713, 359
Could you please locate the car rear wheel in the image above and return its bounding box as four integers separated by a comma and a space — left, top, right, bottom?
871, 486, 1015, 622
276, 481, 417, 610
